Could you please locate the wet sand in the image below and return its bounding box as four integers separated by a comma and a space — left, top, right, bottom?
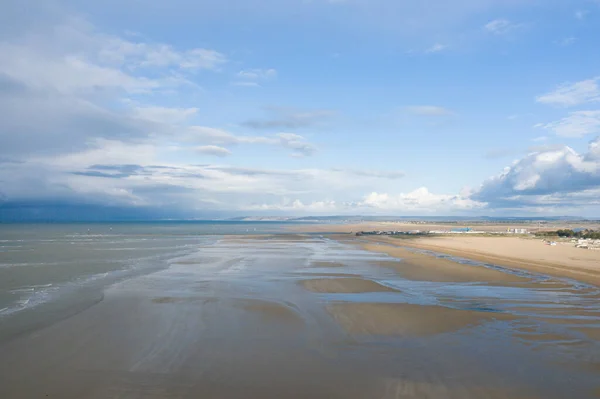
301, 277, 399, 293
327, 303, 518, 336
1, 235, 599, 398
360, 243, 531, 284
383, 236, 600, 287
294, 222, 600, 286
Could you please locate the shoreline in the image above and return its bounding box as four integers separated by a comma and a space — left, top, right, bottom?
290, 223, 600, 287
2, 233, 599, 398
340, 235, 600, 287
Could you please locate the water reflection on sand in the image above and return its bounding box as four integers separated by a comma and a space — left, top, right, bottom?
0, 234, 599, 398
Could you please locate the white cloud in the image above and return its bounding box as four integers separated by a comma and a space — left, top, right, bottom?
196, 145, 232, 157
185, 127, 317, 156
0, 13, 227, 160
232, 68, 276, 87
425, 43, 448, 53
277, 133, 317, 157
536, 77, 600, 107
333, 169, 405, 179
131, 106, 198, 124
99, 36, 226, 71
37, 139, 160, 169
243, 187, 484, 214
1, 148, 423, 212
536, 111, 600, 138
360, 188, 484, 211
0, 19, 225, 97
9, 135, 600, 215
484, 19, 521, 35
405, 105, 454, 116
473, 137, 600, 207
575, 10, 589, 20
485, 148, 518, 159
0, 44, 160, 94
236, 68, 277, 80
246, 199, 340, 212
231, 81, 261, 87
243, 107, 335, 130
556, 37, 576, 46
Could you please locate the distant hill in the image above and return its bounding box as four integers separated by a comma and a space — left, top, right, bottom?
228, 215, 592, 223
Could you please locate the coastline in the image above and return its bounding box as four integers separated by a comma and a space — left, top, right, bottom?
356, 235, 600, 287
293, 223, 600, 287
1, 232, 599, 398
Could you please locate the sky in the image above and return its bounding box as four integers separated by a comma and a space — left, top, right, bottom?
1, 0, 600, 218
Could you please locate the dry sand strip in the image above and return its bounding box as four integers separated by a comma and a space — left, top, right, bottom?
327, 303, 518, 336
301, 278, 399, 293
291, 223, 600, 286
358, 243, 532, 285
363, 236, 600, 287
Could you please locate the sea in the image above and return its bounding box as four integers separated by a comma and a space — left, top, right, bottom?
0, 221, 299, 339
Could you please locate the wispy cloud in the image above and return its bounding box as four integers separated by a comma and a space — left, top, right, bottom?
484, 19, 522, 35
556, 37, 576, 46
231, 81, 261, 87
404, 105, 454, 116
575, 9, 589, 20
242, 107, 335, 130
186, 127, 318, 157
536, 77, 600, 107
131, 106, 198, 124
277, 133, 317, 157
425, 43, 448, 53
236, 68, 277, 80
231, 68, 277, 87
484, 148, 518, 159
333, 169, 406, 180
196, 145, 232, 157
535, 111, 600, 138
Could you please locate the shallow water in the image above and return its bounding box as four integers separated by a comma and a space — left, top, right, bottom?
0, 222, 295, 338
119, 235, 600, 397
1, 233, 599, 398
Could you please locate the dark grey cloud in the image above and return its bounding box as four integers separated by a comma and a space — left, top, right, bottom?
0, 73, 28, 94
0, 84, 151, 157
0, 200, 201, 222
0, 156, 24, 164
71, 164, 208, 180
72, 171, 131, 179
90, 164, 146, 173
72, 164, 147, 179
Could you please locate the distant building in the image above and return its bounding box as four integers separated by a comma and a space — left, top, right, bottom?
508, 228, 528, 234
451, 227, 472, 233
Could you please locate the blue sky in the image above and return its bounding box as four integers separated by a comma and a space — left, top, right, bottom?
1, 0, 600, 217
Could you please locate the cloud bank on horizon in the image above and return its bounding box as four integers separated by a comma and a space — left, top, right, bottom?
1, 0, 600, 217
